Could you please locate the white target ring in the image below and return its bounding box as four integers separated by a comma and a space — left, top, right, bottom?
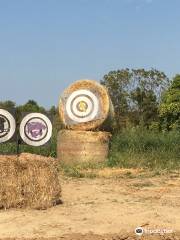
19, 113, 52, 146
0, 109, 16, 143
72, 96, 93, 117
66, 89, 99, 123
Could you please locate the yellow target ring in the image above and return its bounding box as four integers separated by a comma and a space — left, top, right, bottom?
77, 101, 88, 112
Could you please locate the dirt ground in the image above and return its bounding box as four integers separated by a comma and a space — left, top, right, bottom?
0, 169, 180, 240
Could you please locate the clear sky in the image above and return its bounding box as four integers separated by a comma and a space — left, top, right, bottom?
0, 0, 179, 108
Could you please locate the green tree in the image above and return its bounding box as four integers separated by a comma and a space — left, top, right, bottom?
101, 69, 132, 129
129, 69, 169, 128
16, 100, 46, 123
0, 100, 16, 109
48, 105, 63, 131
16, 100, 46, 113
131, 69, 169, 99
159, 75, 180, 131
130, 87, 158, 127
49, 105, 57, 116
101, 68, 169, 130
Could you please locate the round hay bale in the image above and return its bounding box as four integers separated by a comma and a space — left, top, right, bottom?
57, 130, 111, 165
59, 79, 114, 130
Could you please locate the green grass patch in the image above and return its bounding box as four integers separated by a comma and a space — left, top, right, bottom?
1, 128, 179, 174
108, 128, 180, 170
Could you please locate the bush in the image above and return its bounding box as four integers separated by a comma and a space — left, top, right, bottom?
0, 129, 58, 157
108, 128, 180, 170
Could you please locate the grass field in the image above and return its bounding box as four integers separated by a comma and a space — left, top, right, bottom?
0, 128, 179, 173
58, 128, 180, 178
108, 128, 180, 170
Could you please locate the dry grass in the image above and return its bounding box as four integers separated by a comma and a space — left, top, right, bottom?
0, 153, 61, 210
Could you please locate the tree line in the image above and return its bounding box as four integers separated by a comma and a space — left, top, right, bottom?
101, 69, 180, 132
0, 68, 179, 132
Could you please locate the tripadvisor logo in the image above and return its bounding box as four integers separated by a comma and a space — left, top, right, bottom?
135, 226, 173, 236
135, 227, 144, 236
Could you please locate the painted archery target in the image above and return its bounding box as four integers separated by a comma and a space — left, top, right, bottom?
65, 89, 99, 123
0, 109, 16, 143
19, 113, 52, 146
59, 79, 113, 130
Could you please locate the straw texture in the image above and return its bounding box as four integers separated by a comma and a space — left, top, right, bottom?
0, 153, 61, 210
57, 130, 111, 165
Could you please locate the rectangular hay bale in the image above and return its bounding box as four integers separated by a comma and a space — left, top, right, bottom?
0, 153, 61, 210
0, 156, 22, 209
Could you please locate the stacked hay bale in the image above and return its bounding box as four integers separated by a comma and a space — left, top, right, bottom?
57, 130, 111, 164
0, 153, 61, 210
58, 79, 114, 165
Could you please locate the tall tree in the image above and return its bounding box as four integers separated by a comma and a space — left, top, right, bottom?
101, 68, 169, 129
130, 87, 158, 127
131, 69, 169, 99
101, 69, 132, 129
159, 75, 180, 131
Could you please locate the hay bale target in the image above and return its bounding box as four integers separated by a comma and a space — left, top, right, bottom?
59, 79, 114, 130
0, 153, 61, 210
57, 130, 111, 165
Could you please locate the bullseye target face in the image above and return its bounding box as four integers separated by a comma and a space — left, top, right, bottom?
0, 109, 16, 143
19, 113, 52, 146
65, 90, 99, 123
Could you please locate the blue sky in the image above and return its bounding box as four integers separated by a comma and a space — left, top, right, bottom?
0, 0, 179, 108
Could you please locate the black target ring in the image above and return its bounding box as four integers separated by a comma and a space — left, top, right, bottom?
0, 114, 10, 138
0, 109, 16, 143
70, 94, 95, 118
